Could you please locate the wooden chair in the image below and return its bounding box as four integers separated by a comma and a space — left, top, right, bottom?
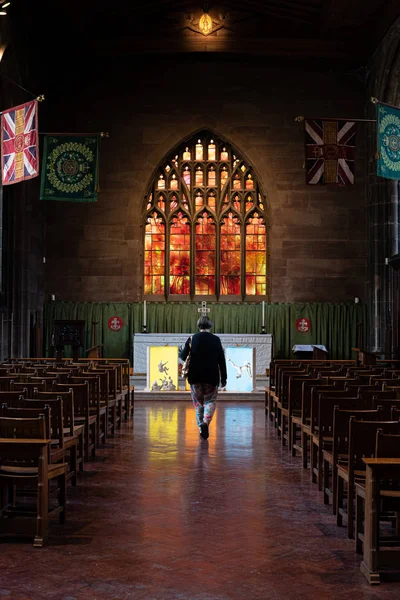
300, 382, 333, 469
322, 405, 383, 514
360, 390, 397, 401
355, 431, 400, 554
290, 378, 320, 458
10, 381, 46, 395
0, 391, 26, 403
69, 374, 107, 445
312, 396, 377, 491
29, 376, 59, 390
21, 397, 79, 487
53, 383, 96, 461
35, 390, 84, 474
96, 367, 123, 433
0, 376, 16, 392
392, 407, 400, 421
0, 397, 73, 481
277, 369, 307, 444
309, 388, 353, 482
0, 415, 68, 546
337, 418, 400, 539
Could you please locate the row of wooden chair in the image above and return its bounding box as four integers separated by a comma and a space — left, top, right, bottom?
0, 357, 133, 546
266, 358, 400, 584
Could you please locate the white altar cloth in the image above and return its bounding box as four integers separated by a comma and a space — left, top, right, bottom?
133, 333, 272, 376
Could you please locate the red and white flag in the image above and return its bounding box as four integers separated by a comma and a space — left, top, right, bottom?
305, 119, 356, 185
1, 99, 39, 185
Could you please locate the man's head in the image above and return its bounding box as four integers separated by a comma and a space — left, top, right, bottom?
197, 316, 212, 331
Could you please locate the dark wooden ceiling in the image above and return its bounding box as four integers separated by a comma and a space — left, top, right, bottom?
10, 0, 400, 65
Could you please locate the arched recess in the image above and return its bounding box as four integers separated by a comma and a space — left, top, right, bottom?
143, 130, 269, 301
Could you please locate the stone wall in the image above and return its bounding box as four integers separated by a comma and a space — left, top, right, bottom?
43, 55, 366, 303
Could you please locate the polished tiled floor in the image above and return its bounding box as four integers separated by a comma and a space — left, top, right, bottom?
1, 401, 399, 600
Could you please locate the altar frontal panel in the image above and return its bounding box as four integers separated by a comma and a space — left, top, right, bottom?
225, 347, 255, 392
147, 346, 179, 391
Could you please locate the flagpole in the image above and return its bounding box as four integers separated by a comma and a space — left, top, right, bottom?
371, 97, 400, 111
0, 95, 45, 115
0, 70, 44, 101
38, 132, 110, 137
295, 115, 376, 123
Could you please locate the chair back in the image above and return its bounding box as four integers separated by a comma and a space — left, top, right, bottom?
34, 390, 74, 435
375, 430, 400, 458
348, 418, 400, 471
0, 414, 46, 439
53, 383, 89, 419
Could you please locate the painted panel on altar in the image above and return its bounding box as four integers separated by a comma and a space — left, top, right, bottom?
225, 347, 255, 392
147, 346, 179, 391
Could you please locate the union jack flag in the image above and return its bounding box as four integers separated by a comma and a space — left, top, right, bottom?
1, 100, 39, 185
305, 119, 357, 185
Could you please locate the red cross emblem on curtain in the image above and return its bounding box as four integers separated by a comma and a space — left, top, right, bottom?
108, 316, 124, 331
296, 318, 311, 333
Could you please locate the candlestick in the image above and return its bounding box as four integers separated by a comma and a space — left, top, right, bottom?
143, 300, 147, 329
262, 301, 265, 327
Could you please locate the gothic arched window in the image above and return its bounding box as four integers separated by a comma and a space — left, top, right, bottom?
143, 131, 268, 300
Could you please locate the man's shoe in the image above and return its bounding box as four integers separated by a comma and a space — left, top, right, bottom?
200, 422, 209, 440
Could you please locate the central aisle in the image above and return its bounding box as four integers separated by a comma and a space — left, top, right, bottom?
1, 402, 399, 600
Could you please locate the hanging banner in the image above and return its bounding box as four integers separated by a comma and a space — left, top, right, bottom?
40, 134, 99, 201
1, 100, 39, 185
305, 119, 357, 185
376, 102, 400, 180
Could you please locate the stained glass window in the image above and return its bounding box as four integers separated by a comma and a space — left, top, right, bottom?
246, 214, 267, 295
169, 212, 190, 295
144, 212, 165, 295
144, 131, 268, 299
220, 212, 241, 295
195, 211, 216, 295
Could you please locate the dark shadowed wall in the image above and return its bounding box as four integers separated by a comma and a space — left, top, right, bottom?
42, 55, 366, 303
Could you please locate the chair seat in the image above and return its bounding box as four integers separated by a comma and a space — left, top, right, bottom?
322, 437, 333, 449
76, 415, 96, 425
0, 462, 68, 478
64, 435, 78, 449
380, 489, 400, 498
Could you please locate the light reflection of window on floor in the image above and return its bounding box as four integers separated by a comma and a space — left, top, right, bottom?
185, 407, 199, 449
185, 406, 218, 449
224, 407, 253, 454
147, 408, 178, 453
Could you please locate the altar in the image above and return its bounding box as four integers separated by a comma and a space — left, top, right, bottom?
133, 333, 273, 376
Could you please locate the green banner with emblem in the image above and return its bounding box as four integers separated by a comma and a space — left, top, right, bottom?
40, 135, 99, 201
377, 102, 400, 180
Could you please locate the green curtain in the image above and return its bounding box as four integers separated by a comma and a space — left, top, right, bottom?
43, 301, 367, 361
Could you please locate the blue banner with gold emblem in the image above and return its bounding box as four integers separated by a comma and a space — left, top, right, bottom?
40, 135, 99, 201
377, 102, 400, 180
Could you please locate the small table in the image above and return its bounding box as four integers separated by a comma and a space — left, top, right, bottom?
360, 458, 400, 584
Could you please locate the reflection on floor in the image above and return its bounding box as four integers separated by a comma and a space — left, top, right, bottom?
0, 401, 399, 600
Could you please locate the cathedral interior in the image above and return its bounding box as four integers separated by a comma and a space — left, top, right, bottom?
1, 0, 400, 597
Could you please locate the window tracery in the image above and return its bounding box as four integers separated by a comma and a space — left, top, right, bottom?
143, 132, 268, 299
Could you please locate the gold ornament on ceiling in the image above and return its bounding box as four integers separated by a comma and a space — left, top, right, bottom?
199, 11, 213, 35
185, 8, 227, 37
